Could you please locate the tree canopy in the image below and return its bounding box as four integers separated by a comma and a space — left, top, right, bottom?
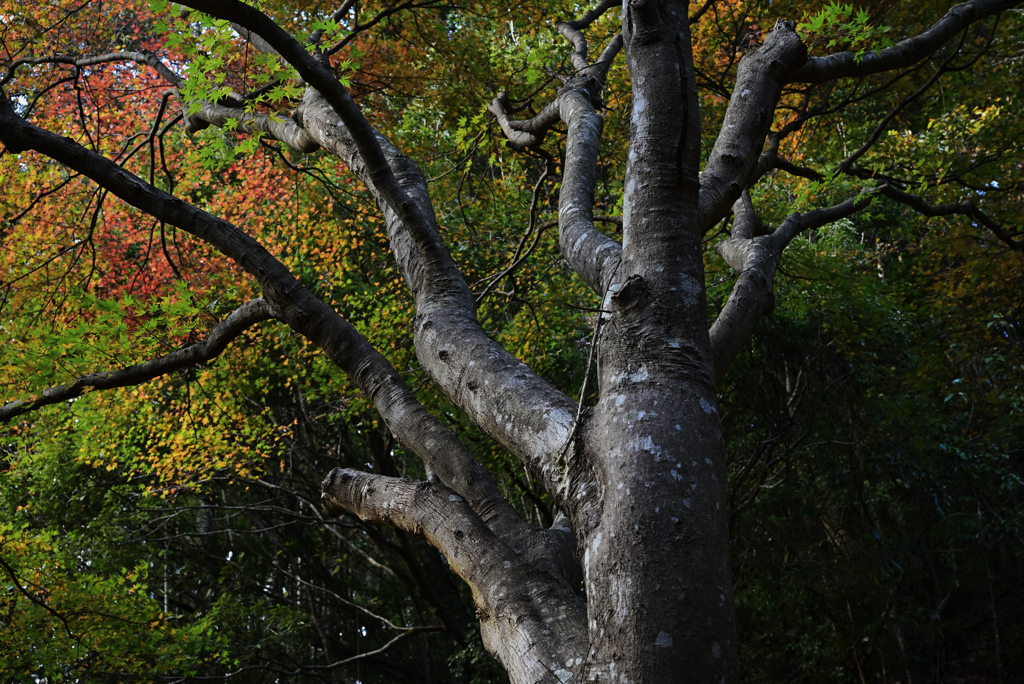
1, 0, 1022, 682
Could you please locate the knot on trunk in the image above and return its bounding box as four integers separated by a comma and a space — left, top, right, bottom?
625, 0, 668, 43
611, 275, 648, 315
321, 467, 356, 517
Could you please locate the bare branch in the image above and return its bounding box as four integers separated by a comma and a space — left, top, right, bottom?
771, 188, 878, 247
0, 298, 273, 423
321, 469, 587, 683
475, 157, 554, 303
325, 0, 440, 57
790, 0, 1021, 84
753, 152, 1021, 251
877, 183, 1022, 251
563, 0, 620, 31
1, 50, 183, 89
837, 31, 966, 173
321, 470, 509, 586
0, 555, 77, 639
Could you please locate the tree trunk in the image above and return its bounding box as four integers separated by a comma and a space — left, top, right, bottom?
568, 3, 736, 682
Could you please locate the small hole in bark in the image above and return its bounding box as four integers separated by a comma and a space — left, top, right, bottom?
467, 380, 478, 391
454, 530, 464, 540
439, 349, 450, 361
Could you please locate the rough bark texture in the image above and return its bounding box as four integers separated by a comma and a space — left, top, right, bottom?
567, 3, 736, 682
699, 24, 807, 229
4, 0, 1020, 682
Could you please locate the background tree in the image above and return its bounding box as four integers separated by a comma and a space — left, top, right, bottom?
2, 0, 1022, 682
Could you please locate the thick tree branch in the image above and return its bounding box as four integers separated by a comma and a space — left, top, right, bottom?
488, 92, 561, 151
756, 64, 933, 175
186, 101, 318, 152
321, 469, 587, 683
771, 190, 877, 246
0, 298, 273, 423
296, 90, 583, 512
699, 23, 808, 230
595, 31, 625, 68
557, 22, 591, 73
790, 0, 1021, 84
709, 195, 779, 386
557, 87, 622, 296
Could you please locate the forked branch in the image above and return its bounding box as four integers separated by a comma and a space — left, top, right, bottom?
492, 9, 624, 296
710, 190, 876, 384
